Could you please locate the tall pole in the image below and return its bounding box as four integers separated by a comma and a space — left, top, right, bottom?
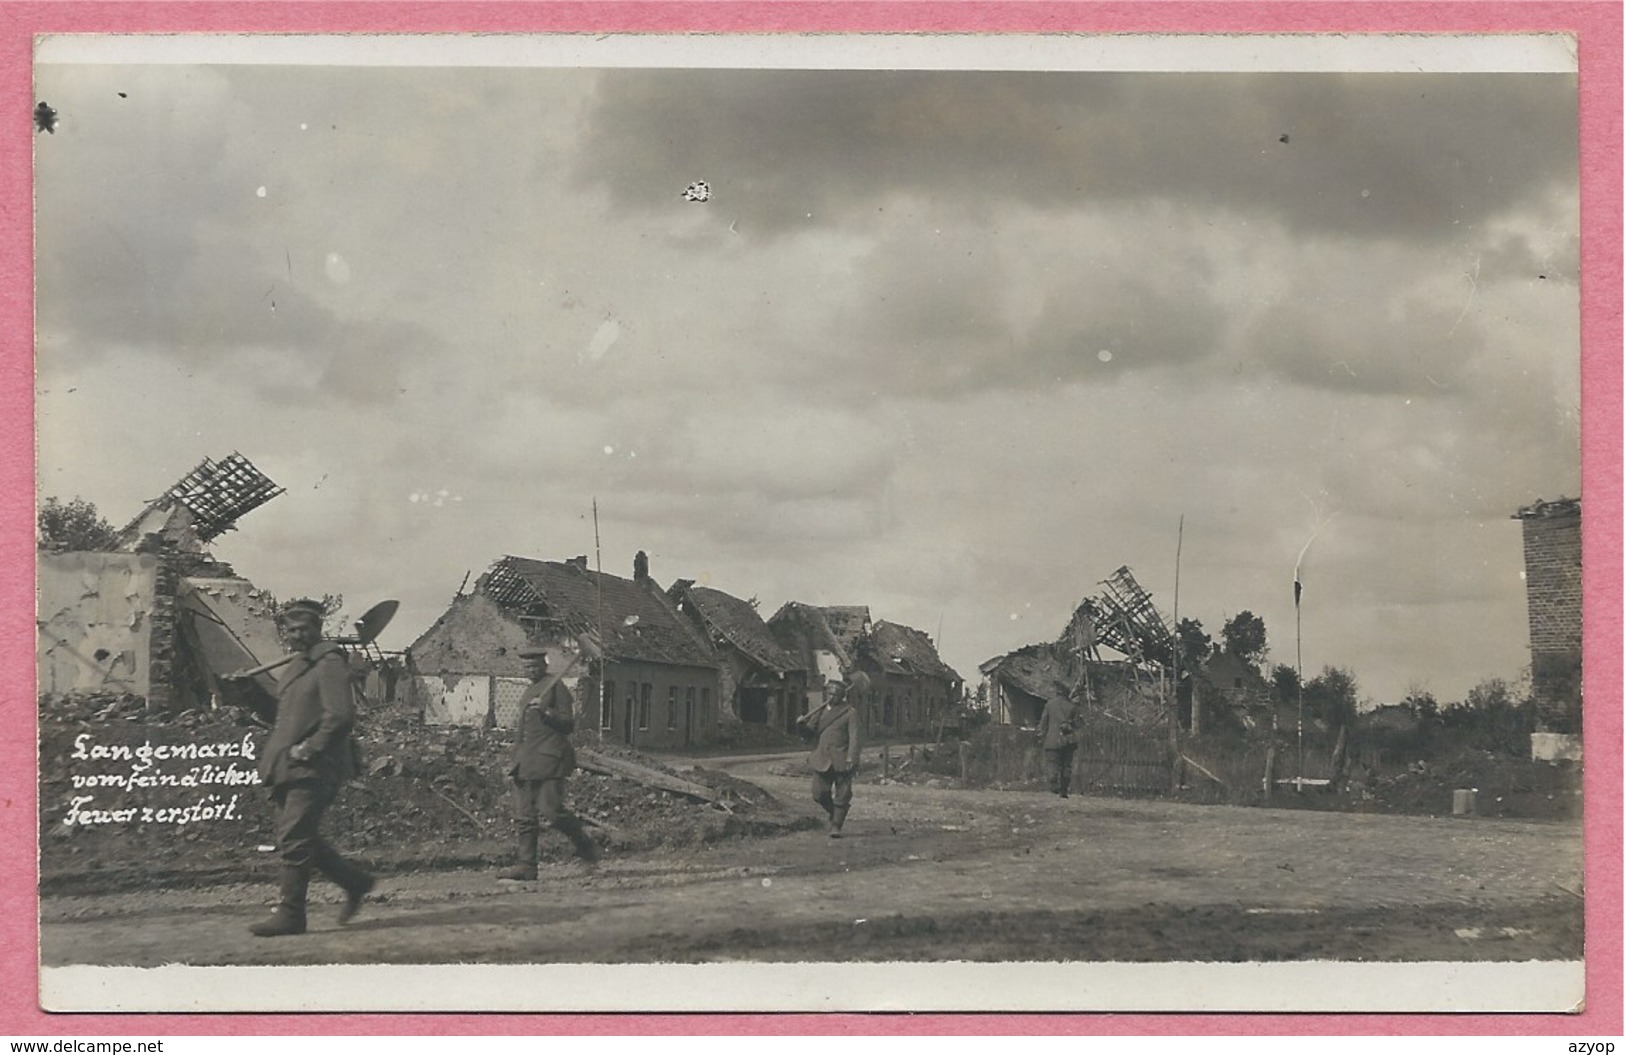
593, 498, 610, 742
1170, 515, 1186, 790
1174, 515, 1194, 735
1292, 513, 1330, 794
1295, 574, 1304, 793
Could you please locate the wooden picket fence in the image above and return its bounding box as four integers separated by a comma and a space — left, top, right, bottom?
1075, 714, 1174, 794
953, 717, 1343, 805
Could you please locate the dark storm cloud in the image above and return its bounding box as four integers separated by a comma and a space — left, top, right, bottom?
573, 70, 1575, 241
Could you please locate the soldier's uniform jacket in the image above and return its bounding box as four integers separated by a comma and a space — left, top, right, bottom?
1038, 696, 1080, 750
258, 640, 358, 788
509, 676, 577, 781
804, 701, 861, 774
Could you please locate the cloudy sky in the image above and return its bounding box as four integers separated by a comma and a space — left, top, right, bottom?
33, 36, 1580, 705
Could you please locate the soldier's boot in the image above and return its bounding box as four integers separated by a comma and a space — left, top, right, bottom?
557, 815, 600, 869
250, 866, 310, 937
497, 829, 539, 882
315, 843, 376, 924
829, 805, 849, 839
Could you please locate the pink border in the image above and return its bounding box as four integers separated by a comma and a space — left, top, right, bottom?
5, 0, 1619, 1038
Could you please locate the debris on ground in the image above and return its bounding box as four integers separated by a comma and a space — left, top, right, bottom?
39, 694, 809, 896
867, 724, 1581, 821
1348, 747, 1582, 820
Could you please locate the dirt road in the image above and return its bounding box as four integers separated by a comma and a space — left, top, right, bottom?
40, 749, 1584, 969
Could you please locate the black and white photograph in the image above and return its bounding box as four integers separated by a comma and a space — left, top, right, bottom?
32, 32, 1587, 1014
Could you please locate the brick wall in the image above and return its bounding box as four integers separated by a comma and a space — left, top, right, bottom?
1517, 501, 1581, 731
147, 558, 179, 715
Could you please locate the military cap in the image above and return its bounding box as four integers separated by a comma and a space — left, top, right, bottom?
277, 598, 325, 623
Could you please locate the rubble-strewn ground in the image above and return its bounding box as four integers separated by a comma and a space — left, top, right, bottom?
886, 724, 1583, 822
38, 695, 1587, 979
40, 756, 1584, 976
40, 695, 812, 897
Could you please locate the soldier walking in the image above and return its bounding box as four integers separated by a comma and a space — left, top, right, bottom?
498, 646, 598, 880
1038, 693, 1081, 798
248, 598, 375, 937
797, 672, 869, 838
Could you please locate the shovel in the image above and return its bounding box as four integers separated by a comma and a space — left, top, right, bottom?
221, 599, 400, 681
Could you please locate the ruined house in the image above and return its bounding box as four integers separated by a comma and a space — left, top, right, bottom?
980, 644, 1071, 727
980, 565, 1178, 731
860, 620, 963, 737
766, 602, 961, 738
766, 602, 859, 713
1189, 649, 1273, 734
407, 554, 722, 748
1514, 497, 1581, 736
981, 642, 1171, 728
667, 580, 807, 735
36, 453, 286, 713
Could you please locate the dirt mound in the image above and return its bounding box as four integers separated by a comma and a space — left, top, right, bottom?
40, 694, 803, 895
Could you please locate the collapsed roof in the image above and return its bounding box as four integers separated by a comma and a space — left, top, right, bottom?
1060, 565, 1175, 666
117, 452, 284, 553
670, 582, 802, 675
479, 555, 714, 668
862, 620, 962, 684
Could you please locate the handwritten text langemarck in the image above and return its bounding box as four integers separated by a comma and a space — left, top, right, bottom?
62, 732, 261, 828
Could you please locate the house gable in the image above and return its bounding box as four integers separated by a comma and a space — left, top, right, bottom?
864, 620, 962, 685
407, 592, 532, 677
673, 583, 801, 675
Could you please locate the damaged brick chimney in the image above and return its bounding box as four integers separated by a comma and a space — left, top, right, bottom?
634, 550, 650, 582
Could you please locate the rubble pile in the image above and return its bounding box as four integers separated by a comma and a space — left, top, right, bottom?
711, 720, 804, 754
40, 694, 802, 895
1346, 747, 1583, 820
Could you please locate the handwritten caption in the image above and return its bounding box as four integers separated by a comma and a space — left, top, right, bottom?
62, 732, 261, 828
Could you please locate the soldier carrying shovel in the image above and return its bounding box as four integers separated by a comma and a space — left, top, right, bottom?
236, 598, 376, 937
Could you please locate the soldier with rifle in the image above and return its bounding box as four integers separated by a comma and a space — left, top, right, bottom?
498, 646, 599, 880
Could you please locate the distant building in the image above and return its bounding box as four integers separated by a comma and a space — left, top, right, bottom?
1514, 497, 1581, 732
860, 620, 964, 737
979, 644, 1071, 727
668, 580, 807, 735
1191, 649, 1274, 733
980, 642, 1172, 730
767, 603, 962, 738
765, 602, 862, 714
408, 554, 722, 747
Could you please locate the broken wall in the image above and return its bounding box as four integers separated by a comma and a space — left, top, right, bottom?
37, 553, 159, 697
407, 593, 532, 678
176, 576, 284, 712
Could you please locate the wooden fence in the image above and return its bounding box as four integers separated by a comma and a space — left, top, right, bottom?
1075, 715, 1173, 794
960, 718, 1344, 805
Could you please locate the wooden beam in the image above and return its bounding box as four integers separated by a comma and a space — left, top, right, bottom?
576, 748, 718, 803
